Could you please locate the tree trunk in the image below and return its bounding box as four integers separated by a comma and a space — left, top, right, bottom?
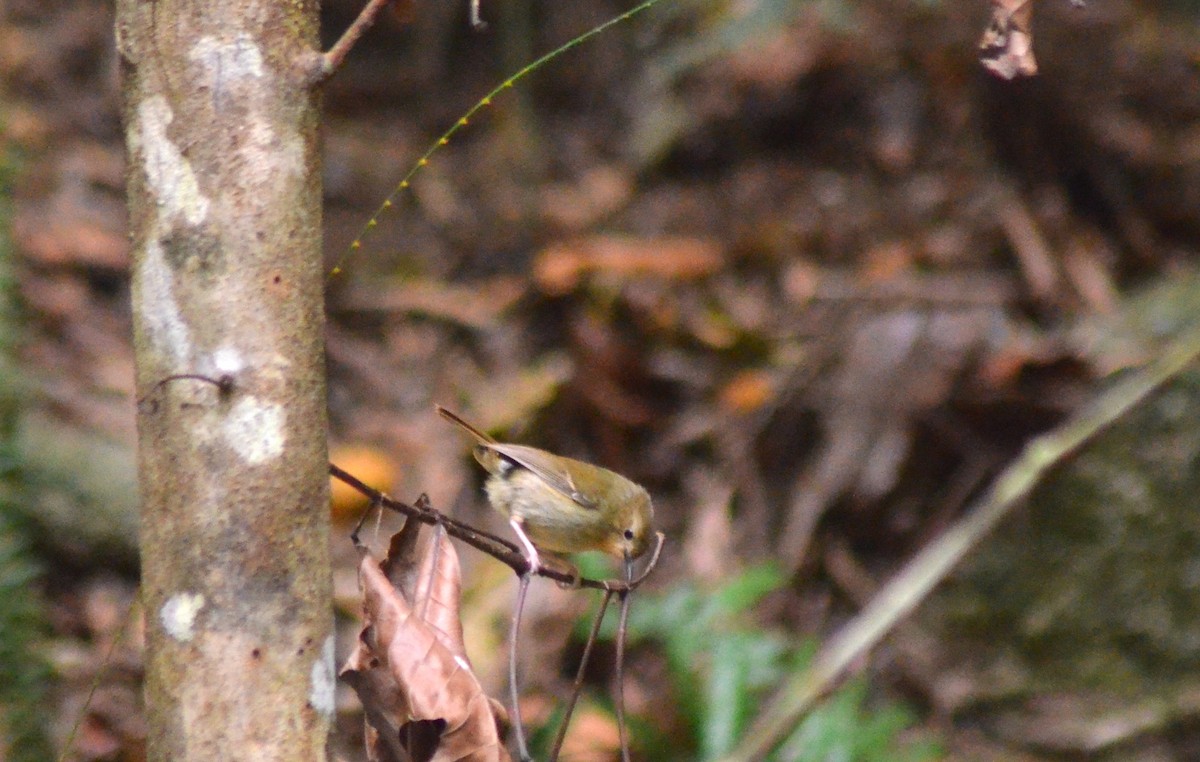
116, 0, 332, 758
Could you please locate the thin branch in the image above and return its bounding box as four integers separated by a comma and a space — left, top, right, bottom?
318, 0, 393, 83
614, 591, 633, 762
549, 589, 615, 762
330, 463, 665, 592
58, 599, 135, 762
509, 573, 533, 762
135, 373, 235, 413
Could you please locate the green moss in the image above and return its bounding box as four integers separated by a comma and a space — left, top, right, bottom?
0, 122, 54, 762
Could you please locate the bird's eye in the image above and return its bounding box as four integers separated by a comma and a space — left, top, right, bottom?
623, 529, 635, 541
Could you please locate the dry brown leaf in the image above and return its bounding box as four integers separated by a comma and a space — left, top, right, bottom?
979, 0, 1038, 79
340, 276, 526, 330
408, 527, 465, 659
539, 166, 634, 231
533, 235, 722, 296
18, 217, 129, 270
557, 703, 622, 762
717, 369, 776, 414
341, 526, 511, 762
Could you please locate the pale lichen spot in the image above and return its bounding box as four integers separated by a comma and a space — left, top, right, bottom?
138, 239, 193, 366
161, 592, 206, 642
212, 346, 245, 375
137, 97, 210, 226
190, 33, 265, 84
259, 352, 294, 386
223, 397, 286, 464
309, 635, 336, 719
188, 36, 304, 189
240, 119, 304, 183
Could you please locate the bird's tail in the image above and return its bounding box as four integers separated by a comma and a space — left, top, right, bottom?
435, 405, 498, 444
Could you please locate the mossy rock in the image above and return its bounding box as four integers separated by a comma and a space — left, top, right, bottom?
927, 270, 1200, 756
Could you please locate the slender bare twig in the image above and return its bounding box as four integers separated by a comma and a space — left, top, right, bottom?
319, 0, 393, 82
331, 463, 665, 592
135, 373, 235, 412
614, 591, 633, 762
57, 599, 135, 762
509, 573, 534, 762
549, 589, 615, 762
349, 492, 384, 544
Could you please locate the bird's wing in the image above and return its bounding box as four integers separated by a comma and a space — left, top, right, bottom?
486, 443, 599, 510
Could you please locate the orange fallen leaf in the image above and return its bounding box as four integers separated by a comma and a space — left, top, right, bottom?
533, 235, 722, 296
718, 370, 777, 414
330, 444, 397, 523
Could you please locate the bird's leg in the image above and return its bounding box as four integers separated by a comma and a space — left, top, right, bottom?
506, 515, 537, 760
509, 515, 541, 576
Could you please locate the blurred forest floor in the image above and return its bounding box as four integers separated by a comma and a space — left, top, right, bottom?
4, 0, 1200, 759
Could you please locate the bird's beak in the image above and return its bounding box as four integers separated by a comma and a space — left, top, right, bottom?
623, 549, 634, 583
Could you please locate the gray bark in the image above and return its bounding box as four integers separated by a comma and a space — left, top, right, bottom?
116, 0, 332, 758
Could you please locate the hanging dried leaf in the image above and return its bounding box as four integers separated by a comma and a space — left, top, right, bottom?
341, 525, 511, 762
408, 526, 465, 658
979, 0, 1038, 80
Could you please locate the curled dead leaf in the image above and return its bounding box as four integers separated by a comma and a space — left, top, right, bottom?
341, 526, 512, 762
979, 0, 1038, 79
